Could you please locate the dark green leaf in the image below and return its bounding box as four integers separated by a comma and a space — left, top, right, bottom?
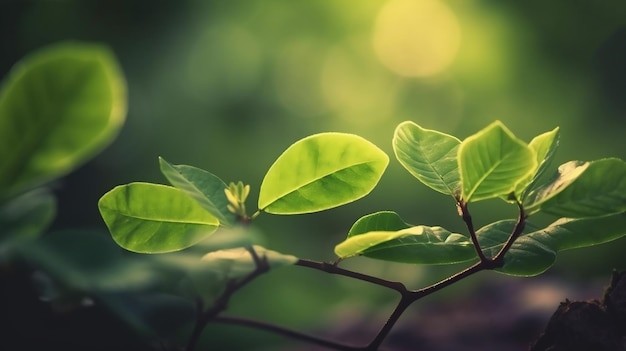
477, 214, 626, 276
159, 157, 236, 226
532, 158, 626, 218
0, 188, 56, 243
523, 160, 589, 214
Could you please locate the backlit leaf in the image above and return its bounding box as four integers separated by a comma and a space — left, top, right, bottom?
98, 182, 219, 253
258, 133, 388, 214
393, 121, 461, 197
347, 211, 411, 237
335, 225, 475, 264
515, 127, 560, 199
458, 121, 536, 202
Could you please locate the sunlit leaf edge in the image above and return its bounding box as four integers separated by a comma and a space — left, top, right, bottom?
335, 226, 475, 264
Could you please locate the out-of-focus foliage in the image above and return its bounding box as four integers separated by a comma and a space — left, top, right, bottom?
0, 42, 126, 197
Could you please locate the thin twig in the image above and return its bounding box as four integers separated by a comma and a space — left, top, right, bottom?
185, 246, 270, 351
215, 316, 365, 351
457, 200, 490, 263
192, 202, 528, 351
295, 258, 407, 293
493, 200, 527, 264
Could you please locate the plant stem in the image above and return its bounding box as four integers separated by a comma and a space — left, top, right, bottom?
365, 295, 413, 350
185, 247, 269, 351
366, 260, 486, 349
493, 200, 526, 263
296, 259, 407, 293
193, 203, 528, 351
412, 261, 485, 297
215, 316, 365, 351
458, 200, 490, 263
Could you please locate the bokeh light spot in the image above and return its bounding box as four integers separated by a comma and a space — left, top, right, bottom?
373, 0, 461, 77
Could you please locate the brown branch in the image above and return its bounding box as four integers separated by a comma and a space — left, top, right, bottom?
215, 316, 366, 351
295, 259, 407, 293
185, 246, 270, 351
457, 200, 490, 263
187, 202, 528, 351
493, 200, 527, 264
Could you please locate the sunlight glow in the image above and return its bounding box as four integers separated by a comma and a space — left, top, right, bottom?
373, 0, 461, 77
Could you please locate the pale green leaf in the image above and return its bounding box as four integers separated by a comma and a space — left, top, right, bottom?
258, 133, 388, 214
459, 121, 537, 202
159, 157, 236, 226
201, 245, 298, 281
347, 211, 411, 237
335, 226, 475, 264
515, 127, 560, 199
392, 121, 461, 197
98, 182, 219, 253
534, 158, 626, 218
0, 41, 126, 195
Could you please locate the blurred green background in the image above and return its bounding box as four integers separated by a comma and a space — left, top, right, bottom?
2, 0, 625, 350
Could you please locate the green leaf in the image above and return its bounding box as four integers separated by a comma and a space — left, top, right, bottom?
159, 157, 236, 226
478, 214, 626, 276
0, 188, 56, 243
392, 121, 461, 197
201, 245, 298, 281
527, 128, 560, 187
523, 160, 589, 214
258, 133, 389, 214
476, 220, 555, 277
335, 226, 475, 264
0, 41, 126, 195
98, 182, 219, 253
458, 121, 536, 202
515, 127, 560, 199
532, 158, 626, 218
347, 211, 411, 237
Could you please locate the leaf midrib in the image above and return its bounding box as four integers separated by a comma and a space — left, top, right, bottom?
262, 158, 378, 209
102, 205, 216, 225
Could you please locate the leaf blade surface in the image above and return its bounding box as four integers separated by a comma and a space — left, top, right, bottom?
98, 182, 219, 253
